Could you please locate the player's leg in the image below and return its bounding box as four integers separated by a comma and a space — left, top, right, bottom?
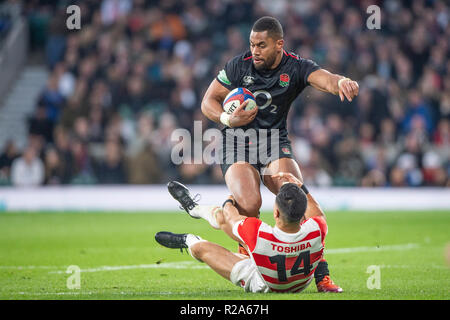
262, 157, 343, 293
224, 162, 262, 218
167, 180, 253, 232
261, 157, 303, 194
220, 128, 262, 219
168, 180, 222, 229
189, 240, 248, 280
154, 231, 244, 281
190, 241, 269, 293
224, 162, 262, 255
155, 231, 268, 293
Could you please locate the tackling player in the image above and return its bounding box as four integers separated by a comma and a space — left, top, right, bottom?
156, 174, 329, 293
200, 16, 357, 292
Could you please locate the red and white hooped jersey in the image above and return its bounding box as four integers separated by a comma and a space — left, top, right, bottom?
232, 216, 327, 293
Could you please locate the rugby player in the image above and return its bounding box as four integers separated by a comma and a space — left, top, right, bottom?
156, 174, 329, 293
200, 16, 357, 292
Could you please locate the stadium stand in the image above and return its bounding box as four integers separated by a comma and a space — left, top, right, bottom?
0, 0, 448, 187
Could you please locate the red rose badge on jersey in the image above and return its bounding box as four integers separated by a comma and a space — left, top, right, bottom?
279, 73, 290, 87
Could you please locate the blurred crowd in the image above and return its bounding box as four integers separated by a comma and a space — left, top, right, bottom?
0, 0, 449, 187
0, 3, 16, 47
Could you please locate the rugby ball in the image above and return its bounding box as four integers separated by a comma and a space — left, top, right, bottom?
223, 88, 257, 114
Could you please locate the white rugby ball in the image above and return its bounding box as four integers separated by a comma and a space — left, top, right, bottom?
223, 87, 257, 114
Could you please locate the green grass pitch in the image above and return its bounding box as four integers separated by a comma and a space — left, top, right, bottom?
0, 210, 449, 300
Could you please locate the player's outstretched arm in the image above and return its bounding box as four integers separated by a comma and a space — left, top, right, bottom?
307, 69, 359, 102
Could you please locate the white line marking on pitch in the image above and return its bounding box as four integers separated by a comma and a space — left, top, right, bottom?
0, 266, 58, 270
0, 243, 423, 274
48, 261, 210, 274
325, 243, 420, 254
11, 291, 174, 296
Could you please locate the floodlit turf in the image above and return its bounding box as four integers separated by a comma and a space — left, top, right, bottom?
0, 210, 449, 300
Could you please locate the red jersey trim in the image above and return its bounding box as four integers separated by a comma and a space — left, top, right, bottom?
310, 248, 324, 263
268, 278, 312, 293
311, 216, 327, 244
283, 50, 300, 60
243, 55, 253, 61
291, 279, 313, 293
258, 230, 321, 244
262, 269, 315, 285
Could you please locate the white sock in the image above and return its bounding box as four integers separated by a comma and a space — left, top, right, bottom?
185, 234, 206, 262
190, 205, 221, 230
185, 234, 204, 247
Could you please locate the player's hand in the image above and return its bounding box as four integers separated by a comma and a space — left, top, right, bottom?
272, 172, 303, 187
338, 78, 359, 102
229, 100, 258, 128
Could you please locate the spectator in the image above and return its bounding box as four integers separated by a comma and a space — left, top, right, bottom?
43, 146, 64, 185
59, 79, 88, 129
45, 10, 67, 69
88, 106, 106, 143
38, 74, 65, 123
126, 143, 162, 184
53, 126, 74, 183
0, 141, 20, 185
402, 90, 434, 135
28, 103, 54, 143
125, 113, 162, 184
422, 150, 447, 187
100, 0, 132, 26
10, 146, 45, 187
394, 133, 425, 187
152, 112, 180, 180
433, 119, 449, 148
69, 139, 96, 184
95, 140, 126, 184
119, 75, 149, 115
178, 161, 210, 184
333, 137, 365, 186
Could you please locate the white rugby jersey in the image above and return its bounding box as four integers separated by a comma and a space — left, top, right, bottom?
232, 216, 327, 293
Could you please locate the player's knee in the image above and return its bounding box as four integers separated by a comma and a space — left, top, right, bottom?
189, 241, 207, 261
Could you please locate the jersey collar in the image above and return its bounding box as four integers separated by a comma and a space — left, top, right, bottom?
273, 225, 303, 242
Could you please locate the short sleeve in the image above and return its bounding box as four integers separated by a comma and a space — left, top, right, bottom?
232, 217, 262, 252
297, 58, 320, 87
311, 216, 327, 244
216, 56, 242, 90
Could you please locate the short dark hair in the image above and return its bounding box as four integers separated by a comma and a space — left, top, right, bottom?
252, 16, 284, 40
275, 183, 307, 223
